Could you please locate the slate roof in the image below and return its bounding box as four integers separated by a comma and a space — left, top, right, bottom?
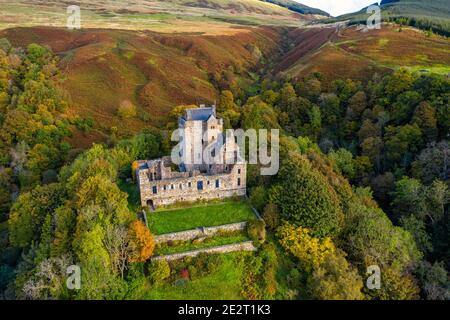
182, 107, 216, 121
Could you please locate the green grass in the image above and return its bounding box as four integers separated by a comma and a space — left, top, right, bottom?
155, 232, 249, 255
143, 252, 246, 300
148, 200, 256, 235
404, 64, 450, 75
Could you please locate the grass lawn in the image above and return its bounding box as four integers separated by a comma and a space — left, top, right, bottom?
154, 233, 249, 255
143, 252, 246, 300
147, 200, 256, 235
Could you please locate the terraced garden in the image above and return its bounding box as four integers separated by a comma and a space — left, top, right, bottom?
147, 200, 256, 235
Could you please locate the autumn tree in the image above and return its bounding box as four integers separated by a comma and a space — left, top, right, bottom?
277, 223, 335, 272
128, 220, 155, 263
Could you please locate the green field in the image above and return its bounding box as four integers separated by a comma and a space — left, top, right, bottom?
143, 252, 247, 300
147, 200, 256, 235
154, 232, 249, 255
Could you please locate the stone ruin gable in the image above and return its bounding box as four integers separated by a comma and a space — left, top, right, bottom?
138, 160, 246, 207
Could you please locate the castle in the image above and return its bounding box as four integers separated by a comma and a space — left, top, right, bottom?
136, 106, 247, 209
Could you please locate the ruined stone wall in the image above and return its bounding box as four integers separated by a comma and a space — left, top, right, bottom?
151, 241, 256, 261
139, 161, 246, 207
154, 222, 248, 244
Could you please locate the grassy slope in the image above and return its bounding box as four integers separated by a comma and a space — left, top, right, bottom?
148, 200, 256, 235
142, 252, 246, 300
276, 24, 450, 87
329, 0, 450, 22
154, 233, 249, 255
0, 0, 307, 32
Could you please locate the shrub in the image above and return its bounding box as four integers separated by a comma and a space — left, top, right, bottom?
247, 219, 266, 246
147, 259, 171, 284
180, 268, 190, 280
262, 203, 280, 230
187, 265, 199, 280
117, 100, 137, 119
249, 186, 267, 211
205, 254, 223, 274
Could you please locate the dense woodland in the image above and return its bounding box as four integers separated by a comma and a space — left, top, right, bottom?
0, 39, 449, 300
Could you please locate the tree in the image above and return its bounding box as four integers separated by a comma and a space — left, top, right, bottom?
247, 219, 266, 246
277, 223, 335, 272
416, 261, 450, 300
128, 220, 155, 263
413, 101, 437, 141
269, 152, 344, 237
400, 215, 433, 255
218, 90, 237, 113
278, 83, 296, 112
411, 141, 449, 184
384, 124, 423, 167
241, 97, 280, 130
262, 203, 280, 231
342, 202, 421, 269
361, 137, 383, 172
374, 265, 420, 300
329, 148, 356, 179
307, 250, 365, 300
103, 225, 131, 279
9, 183, 64, 248
346, 91, 367, 120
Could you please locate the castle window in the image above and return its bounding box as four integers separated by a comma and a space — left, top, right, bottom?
197, 181, 203, 191
215, 179, 220, 188
163, 185, 167, 191
152, 186, 157, 194
207, 181, 210, 185
212, 136, 215, 140
211, 149, 215, 157
179, 184, 182, 190
171, 184, 174, 190
238, 169, 241, 174
237, 178, 241, 186
188, 182, 192, 188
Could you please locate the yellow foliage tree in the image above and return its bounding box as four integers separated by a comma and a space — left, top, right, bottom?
277, 223, 335, 272
128, 220, 155, 263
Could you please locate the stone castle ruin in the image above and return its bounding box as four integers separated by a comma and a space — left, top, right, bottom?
136, 106, 247, 209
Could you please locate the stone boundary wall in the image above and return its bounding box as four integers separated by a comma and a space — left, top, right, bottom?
154, 222, 247, 244
152, 241, 256, 261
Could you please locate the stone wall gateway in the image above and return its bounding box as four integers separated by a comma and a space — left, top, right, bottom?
154, 222, 248, 244
151, 241, 256, 261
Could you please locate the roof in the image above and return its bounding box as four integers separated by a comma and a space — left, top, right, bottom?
182, 106, 216, 122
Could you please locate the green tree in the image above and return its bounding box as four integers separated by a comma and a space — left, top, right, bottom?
270, 152, 343, 237
307, 250, 365, 300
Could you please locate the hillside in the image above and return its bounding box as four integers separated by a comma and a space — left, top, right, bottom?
0, 25, 283, 148
275, 24, 450, 87
259, 0, 330, 17
327, 0, 450, 36
0, 0, 318, 32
